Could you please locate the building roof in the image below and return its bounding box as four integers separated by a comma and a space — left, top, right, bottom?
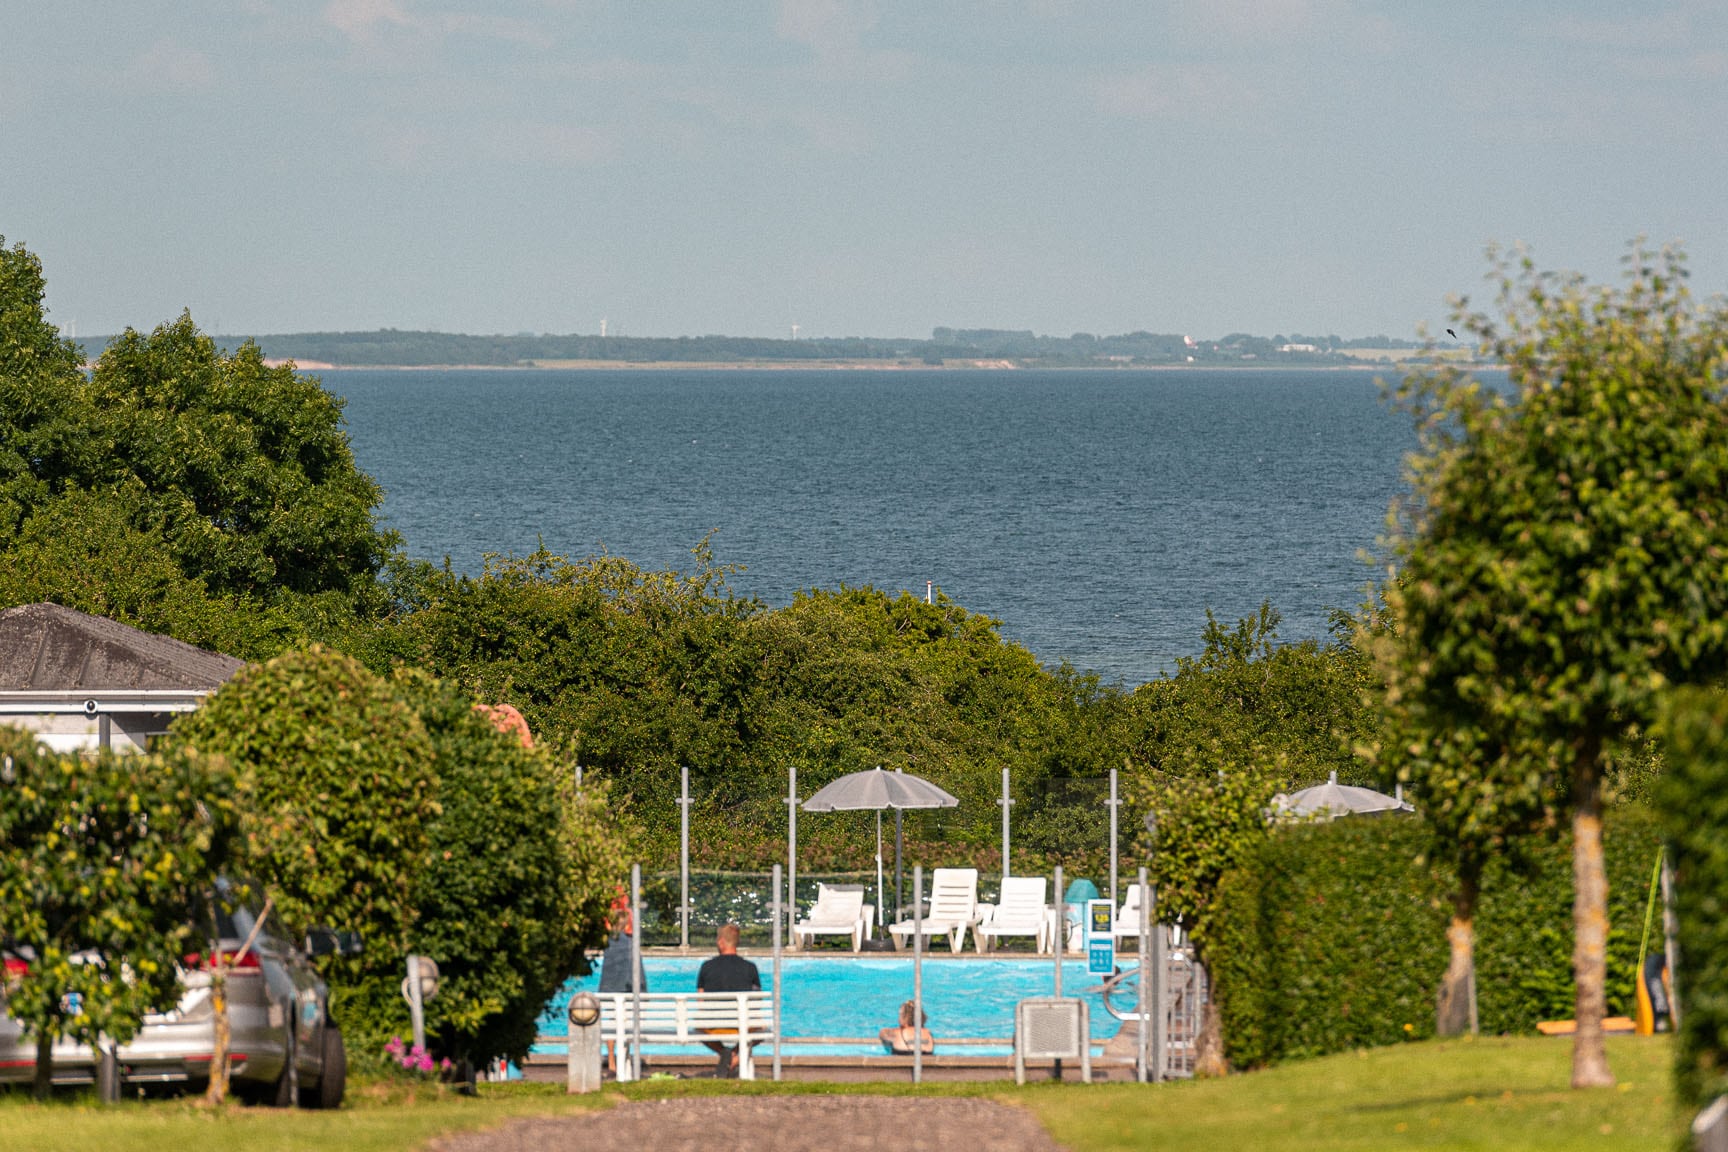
0, 603, 245, 693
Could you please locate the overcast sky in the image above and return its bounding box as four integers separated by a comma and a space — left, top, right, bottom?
5, 1, 1726, 340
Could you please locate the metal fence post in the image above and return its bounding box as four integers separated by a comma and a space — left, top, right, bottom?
630, 863, 643, 1082
1108, 768, 1120, 910
1137, 867, 1150, 1084
913, 864, 923, 1086
772, 863, 784, 1082
679, 766, 691, 951
787, 765, 798, 941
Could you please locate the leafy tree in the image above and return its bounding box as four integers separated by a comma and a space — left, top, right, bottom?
380, 671, 619, 1070
369, 547, 1100, 873
172, 646, 439, 1099
1655, 686, 1728, 1109
1124, 604, 1379, 793
1135, 741, 1288, 1076
1, 238, 401, 658
0, 730, 234, 1097
1120, 604, 1379, 1074
0, 239, 94, 536
0, 490, 304, 660
85, 316, 397, 605
1379, 243, 1728, 1087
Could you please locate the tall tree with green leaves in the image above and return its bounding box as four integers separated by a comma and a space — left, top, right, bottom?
1380, 243, 1728, 1087
174, 646, 439, 1101
0, 730, 235, 1097
1124, 604, 1375, 1075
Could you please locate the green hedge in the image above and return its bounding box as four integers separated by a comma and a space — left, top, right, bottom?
1656, 687, 1728, 1109
1212, 807, 1663, 1068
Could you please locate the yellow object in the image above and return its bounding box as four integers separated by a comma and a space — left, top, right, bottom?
1535, 1017, 1636, 1036
1634, 969, 1655, 1036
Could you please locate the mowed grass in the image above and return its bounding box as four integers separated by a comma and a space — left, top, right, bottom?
0, 1078, 612, 1152
0, 1036, 1685, 1152
1027, 1035, 1683, 1152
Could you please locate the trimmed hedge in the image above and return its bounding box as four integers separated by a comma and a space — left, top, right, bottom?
1656, 687, 1728, 1109
1212, 807, 1663, 1068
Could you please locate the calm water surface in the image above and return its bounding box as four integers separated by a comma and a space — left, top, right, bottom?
331, 368, 1417, 685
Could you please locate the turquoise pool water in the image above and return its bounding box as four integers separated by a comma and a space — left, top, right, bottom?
533, 956, 1138, 1057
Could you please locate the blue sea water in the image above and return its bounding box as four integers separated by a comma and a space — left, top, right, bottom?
533, 956, 1133, 1057
330, 368, 1418, 685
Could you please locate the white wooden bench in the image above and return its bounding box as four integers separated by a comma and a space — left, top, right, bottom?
598, 991, 775, 1080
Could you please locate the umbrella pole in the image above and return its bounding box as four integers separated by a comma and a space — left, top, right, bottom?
896, 808, 905, 924
876, 811, 885, 928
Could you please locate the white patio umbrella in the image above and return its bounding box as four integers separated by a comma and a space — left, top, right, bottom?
801, 767, 959, 927
1270, 770, 1415, 819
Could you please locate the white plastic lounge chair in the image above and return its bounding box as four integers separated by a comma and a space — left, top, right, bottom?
791, 883, 874, 952
973, 876, 1048, 953
1112, 883, 1147, 943
889, 868, 980, 954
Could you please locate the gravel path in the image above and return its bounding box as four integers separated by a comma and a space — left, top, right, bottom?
433, 1096, 1067, 1152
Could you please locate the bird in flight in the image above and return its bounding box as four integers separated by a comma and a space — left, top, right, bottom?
1446, 328, 1458, 339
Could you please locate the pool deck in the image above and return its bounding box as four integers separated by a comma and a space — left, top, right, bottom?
520, 1052, 1144, 1083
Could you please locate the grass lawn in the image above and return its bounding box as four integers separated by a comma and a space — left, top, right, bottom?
0, 1036, 1684, 1151
1027, 1035, 1683, 1151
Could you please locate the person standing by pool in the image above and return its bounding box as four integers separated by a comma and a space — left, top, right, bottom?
697, 923, 760, 1078
598, 888, 644, 1074
880, 1001, 934, 1055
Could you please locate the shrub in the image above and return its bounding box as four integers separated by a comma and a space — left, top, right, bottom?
1655, 687, 1728, 1109
1212, 807, 1663, 1068
174, 648, 626, 1067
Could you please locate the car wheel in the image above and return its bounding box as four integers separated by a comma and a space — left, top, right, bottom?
303, 1026, 345, 1110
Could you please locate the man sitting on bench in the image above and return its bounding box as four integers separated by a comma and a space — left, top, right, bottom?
697, 923, 761, 1078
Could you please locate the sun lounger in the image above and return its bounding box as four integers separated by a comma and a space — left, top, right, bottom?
889, 868, 980, 954
1111, 882, 1146, 943
791, 883, 874, 952
973, 876, 1048, 953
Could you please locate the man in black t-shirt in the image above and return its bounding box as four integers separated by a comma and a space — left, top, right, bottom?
697, 923, 760, 1077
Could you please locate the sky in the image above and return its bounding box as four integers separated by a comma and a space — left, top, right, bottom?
4, 1, 1726, 340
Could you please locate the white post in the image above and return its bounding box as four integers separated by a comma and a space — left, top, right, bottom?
912, 864, 924, 1085
772, 863, 784, 1082
1663, 852, 1682, 1029
999, 766, 1013, 880
407, 955, 426, 1053
1108, 768, 1120, 910
680, 766, 691, 951
787, 765, 798, 940
1136, 868, 1150, 1083
630, 864, 643, 1082
1053, 864, 1064, 998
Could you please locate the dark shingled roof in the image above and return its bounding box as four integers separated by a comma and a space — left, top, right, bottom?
0, 603, 245, 692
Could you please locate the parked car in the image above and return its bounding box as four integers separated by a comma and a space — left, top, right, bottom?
0, 905, 358, 1106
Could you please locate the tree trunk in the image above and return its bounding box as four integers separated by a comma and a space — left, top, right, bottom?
1194, 991, 1227, 1078
32, 1031, 52, 1100
1436, 875, 1479, 1036
204, 968, 230, 1106
1571, 765, 1614, 1088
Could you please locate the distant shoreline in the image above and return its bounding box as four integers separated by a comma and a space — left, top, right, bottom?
266, 356, 1488, 373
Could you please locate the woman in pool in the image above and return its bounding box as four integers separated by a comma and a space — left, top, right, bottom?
879, 1001, 934, 1055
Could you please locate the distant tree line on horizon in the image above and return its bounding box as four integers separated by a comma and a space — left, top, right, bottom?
72, 326, 1426, 369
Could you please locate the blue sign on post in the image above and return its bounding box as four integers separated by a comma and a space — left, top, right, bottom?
1088, 941, 1115, 975
1086, 899, 1115, 975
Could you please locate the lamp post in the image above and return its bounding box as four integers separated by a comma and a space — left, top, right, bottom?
566, 992, 602, 1093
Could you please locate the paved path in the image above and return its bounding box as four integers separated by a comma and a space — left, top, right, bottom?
433, 1096, 1067, 1152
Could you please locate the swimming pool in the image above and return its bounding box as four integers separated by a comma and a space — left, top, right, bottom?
533, 956, 1139, 1057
